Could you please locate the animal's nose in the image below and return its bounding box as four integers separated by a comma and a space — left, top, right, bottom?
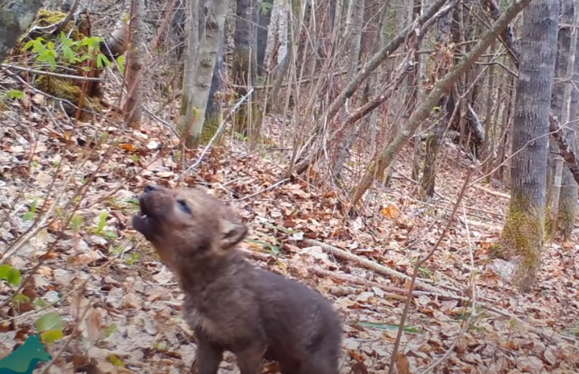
144, 185, 157, 193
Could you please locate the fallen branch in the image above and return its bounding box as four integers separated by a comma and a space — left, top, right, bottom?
471, 183, 510, 199
303, 238, 459, 297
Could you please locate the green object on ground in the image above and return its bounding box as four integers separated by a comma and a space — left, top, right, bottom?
0, 334, 51, 374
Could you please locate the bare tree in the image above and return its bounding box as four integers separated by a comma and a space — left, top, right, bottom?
500, 0, 560, 292
555, 0, 578, 240
350, 0, 532, 209
179, 0, 227, 146
123, 0, 145, 129
232, 0, 259, 143
178, 0, 200, 144
332, 0, 365, 181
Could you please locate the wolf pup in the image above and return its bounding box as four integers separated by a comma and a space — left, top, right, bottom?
133, 185, 342, 374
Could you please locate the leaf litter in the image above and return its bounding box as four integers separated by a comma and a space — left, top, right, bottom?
0, 88, 577, 374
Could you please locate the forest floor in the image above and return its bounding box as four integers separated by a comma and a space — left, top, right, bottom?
0, 88, 578, 374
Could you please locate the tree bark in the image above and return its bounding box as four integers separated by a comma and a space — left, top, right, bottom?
232, 0, 259, 143
419, 4, 454, 199
178, 0, 200, 145
501, 0, 559, 292
179, 0, 227, 146
350, 0, 532, 209
556, 0, 578, 239
0, 0, 42, 63
123, 0, 144, 129
256, 0, 273, 75
332, 0, 365, 181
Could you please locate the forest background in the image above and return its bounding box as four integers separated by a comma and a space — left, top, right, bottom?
0, 0, 577, 373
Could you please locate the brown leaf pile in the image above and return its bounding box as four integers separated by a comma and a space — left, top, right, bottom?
0, 87, 577, 374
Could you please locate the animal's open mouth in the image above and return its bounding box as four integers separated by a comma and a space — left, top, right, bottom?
137, 196, 153, 219
132, 196, 157, 237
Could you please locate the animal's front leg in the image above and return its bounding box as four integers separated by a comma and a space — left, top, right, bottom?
192, 339, 223, 374
235, 343, 266, 374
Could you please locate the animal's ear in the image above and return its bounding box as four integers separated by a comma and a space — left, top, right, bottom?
220, 219, 248, 249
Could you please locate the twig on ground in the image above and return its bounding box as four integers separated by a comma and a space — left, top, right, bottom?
2, 63, 104, 81
238, 178, 290, 201
179, 88, 255, 179
387, 167, 473, 374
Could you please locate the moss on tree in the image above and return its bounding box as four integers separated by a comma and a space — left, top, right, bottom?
499, 194, 544, 291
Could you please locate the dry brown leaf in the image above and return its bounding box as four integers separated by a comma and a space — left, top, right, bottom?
380, 204, 401, 219
395, 352, 411, 374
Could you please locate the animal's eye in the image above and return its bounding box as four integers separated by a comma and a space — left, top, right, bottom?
177, 199, 192, 215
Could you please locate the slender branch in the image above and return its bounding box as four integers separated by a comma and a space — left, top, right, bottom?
1, 63, 104, 81
350, 0, 532, 209
179, 88, 255, 178
549, 115, 579, 184
387, 167, 473, 374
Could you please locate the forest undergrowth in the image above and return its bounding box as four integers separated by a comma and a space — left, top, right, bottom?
0, 92, 578, 373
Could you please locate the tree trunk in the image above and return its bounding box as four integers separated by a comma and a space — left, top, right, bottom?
557, 0, 578, 240
547, 0, 572, 233
123, 0, 144, 129
332, 0, 365, 181
0, 0, 42, 63
232, 0, 260, 144
501, 0, 559, 292
179, 0, 227, 147
350, 0, 532, 209
256, 0, 273, 75
204, 35, 225, 139
419, 3, 454, 199
178, 0, 200, 144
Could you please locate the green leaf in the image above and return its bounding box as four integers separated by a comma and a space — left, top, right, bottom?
107, 354, 125, 367
96, 53, 110, 69
23, 37, 45, 51
34, 298, 50, 308
102, 324, 117, 339
22, 200, 38, 222
12, 293, 31, 308
35, 312, 65, 332
94, 211, 109, 235
61, 43, 79, 63
125, 252, 141, 265
0, 264, 22, 287
116, 55, 126, 73
69, 214, 84, 233
6, 89, 25, 100
41, 329, 64, 344
38, 49, 58, 68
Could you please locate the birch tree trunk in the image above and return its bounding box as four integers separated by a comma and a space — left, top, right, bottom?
0, 0, 42, 63
123, 0, 144, 129
179, 0, 227, 147
501, 0, 559, 292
